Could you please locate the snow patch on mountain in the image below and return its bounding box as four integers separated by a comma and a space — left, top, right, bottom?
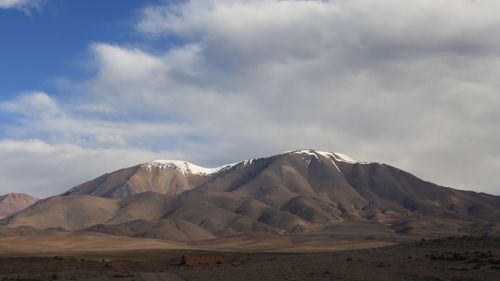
144, 149, 365, 176
290, 149, 319, 159
241, 159, 256, 166
287, 149, 359, 164
144, 160, 235, 175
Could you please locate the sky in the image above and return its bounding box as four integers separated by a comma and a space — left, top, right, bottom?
0, 0, 499, 197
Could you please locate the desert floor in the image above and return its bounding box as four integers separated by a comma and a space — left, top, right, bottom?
0, 236, 498, 281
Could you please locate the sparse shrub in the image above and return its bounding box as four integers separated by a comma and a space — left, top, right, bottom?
113, 273, 133, 278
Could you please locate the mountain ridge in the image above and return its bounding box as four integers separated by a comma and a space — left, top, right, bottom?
2, 149, 499, 247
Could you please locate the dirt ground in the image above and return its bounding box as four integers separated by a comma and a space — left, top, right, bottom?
0, 236, 498, 281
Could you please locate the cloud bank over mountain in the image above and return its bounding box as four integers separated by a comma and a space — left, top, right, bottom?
1, 0, 500, 196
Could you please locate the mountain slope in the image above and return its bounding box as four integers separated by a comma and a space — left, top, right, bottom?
338, 161, 500, 222
2, 149, 499, 243
0, 193, 39, 219
2, 195, 119, 230
63, 160, 233, 199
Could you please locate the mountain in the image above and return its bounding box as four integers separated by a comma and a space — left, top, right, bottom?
2, 150, 499, 245
0, 193, 39, 219
62, 160, 234, 199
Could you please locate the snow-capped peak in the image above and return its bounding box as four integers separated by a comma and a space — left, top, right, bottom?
144, 160, 235, 175
143, 149, 362, 176
285, 149, 358, 164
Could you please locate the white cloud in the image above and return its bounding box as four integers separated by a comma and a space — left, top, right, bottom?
91, 43, 169, 85
0, 0, 40, 12
2, 0, 500, 195
0, 91, 191, 149
0, 92, 58, 117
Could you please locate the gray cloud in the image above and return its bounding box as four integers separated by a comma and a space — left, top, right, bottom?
1, 0, 500, 196
0, 140, 169, 197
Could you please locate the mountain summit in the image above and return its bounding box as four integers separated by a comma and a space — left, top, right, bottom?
62, 159, 235, 199
0, 193, 39, 219
63, 149, 360, 199
2, 149, 499, 245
